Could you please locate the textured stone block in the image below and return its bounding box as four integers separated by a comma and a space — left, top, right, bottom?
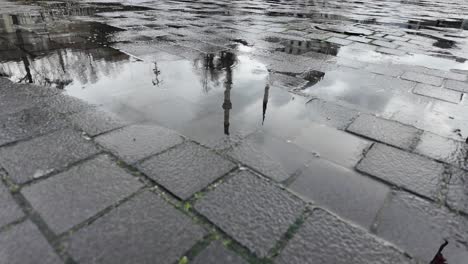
0, 182, 24, 228
445, 79, 468, 93
96, 124, 183, 164
413, 84, 461, 103
447, 168, 468, 214
138, 142, 235, 200
192, 241, 247, 264
195, 171, 306, 257
69, 109, 128, 136
22, 155, 143, 234
347, 114, 420, 150
67, 191, 205, 264
415, 132, 466, 167
275, 208, 413, 264
327, 37, 353, 46
357, 144, 444, 200
0, 129, 99, 184
372, 40, 398, 49
306, 99, 359, 130
401, 72, 444, 86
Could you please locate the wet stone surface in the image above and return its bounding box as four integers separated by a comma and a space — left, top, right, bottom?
375, 192, 468, 264
275, 208, 414, 264
447, 168, 468, 215
67, 191, 206, 264
195, 170, 306, 257
0, 181, 24, 228
22, 155, 144, 234
68, 108, 129, 137
191, 241, 248, 264
357, 144, 445, 200
289, 158, 390, 229
95, 124, 184, 164
415, 132, 467, 168
0, 128, 100, 184
0, 220, 63, 264
138, 141, 235, 200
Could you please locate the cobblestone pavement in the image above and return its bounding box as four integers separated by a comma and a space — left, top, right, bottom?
1, 0, 468, 263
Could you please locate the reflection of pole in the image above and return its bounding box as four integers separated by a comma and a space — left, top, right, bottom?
15, 29, 33, 83
222, 62, 232, 135
21, 56, 33, 83
262, 84, 270, 125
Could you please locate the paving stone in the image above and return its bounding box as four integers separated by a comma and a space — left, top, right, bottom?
227, 132, 314, 182
372, 40, 399, 49
0, 128, 99, 184
289, 158, 389, 229
0, 182, 24, 228
42, 94, 94, 115
348, 42, 378, 51
401, 66, 468, 81
0, 105, 69, 146
364, 64, 404, 77
385, 35, 409, 42
292, 123, 370, 168
447, 168, 468, 214
22, 155, 143, 234
275, 208, 413, 264
376, 192, 468, 264
401, 71, 444, 86
67, 191, 206, 264
415, 132, 466, 167
68, 109, 129, 136
326, 37, 353, 46
195, 171, 306, 257
0, 220, 62, 264
376, 47, 406, 56
413, 83, 462, 103
445, 79, 468, 93
346, 36, 372, 43
95, 124, 183, 164
192, 241, 248, 264
357, 144, 444, 199
347, 114, 420, 150
306, 99, 359, 130
138, 142, 235, 200
336, 57, 368, 69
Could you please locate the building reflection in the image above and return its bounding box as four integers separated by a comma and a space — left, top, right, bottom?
277, 39, 340, 56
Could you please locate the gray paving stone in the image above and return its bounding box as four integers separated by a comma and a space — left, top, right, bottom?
447, 168, 468, 214
376, 192, 468, 264
445, 79, 468, 93
41, 94, 94, 115
0, 128, 100, 184
68, 109, 129, 136
0, 182, 24, 228
95, 124, 184, 164
346, 114, 420, 150
376, 47, 406, 56
372, 39, 399, 49
22, 155, 143, 234
138, 142, 235, 200
227, 132, 314, 182
401, 71, 444, 86
413, 83, 462, 103
357, 144, 444, 200
67, 191, 206, 264
326, 37, 353, 46
292, 123, 370, 168
195, 171, 306, 257
364, 64, 404, 77
415, 132, 466, 167
0, 105, 69, 146
401, 66, 468, 81
346, 36, 372, 43
348, 42, 378, 51
289, 158, 389, 229
306, 99, 359, 130
0, 220, 62, 264
192, 241, 248, 264
275, 208, 413, 264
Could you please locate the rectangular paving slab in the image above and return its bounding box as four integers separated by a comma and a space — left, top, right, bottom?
0, 128, 100, 184
195, 170, 306, 257
0, 105, 69, 146
356, 144, 445, 200
191, 241, 248, 264
0, 220, 62, 264
346, 114, 421, 150
95, 124, 184, 164
289, 158, 389, 229
413, 83, 462, 103
68, 109, 129, 137
67, 191, 206, 264
401, 71, 444, 86
306, 99, 359, 130
21, 154, 144, 234
445, 79, 468, 93
138, 141, 235, 200
447, 168, 468, 215
414, 132, 466, 168
375, 192, 468, 264
275, 208, 414, 264
0, 182, 24, 228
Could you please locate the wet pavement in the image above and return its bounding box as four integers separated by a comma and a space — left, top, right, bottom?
0, 0, 468, 263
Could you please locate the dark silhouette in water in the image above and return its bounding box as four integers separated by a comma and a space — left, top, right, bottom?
430, 240, 448, 264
